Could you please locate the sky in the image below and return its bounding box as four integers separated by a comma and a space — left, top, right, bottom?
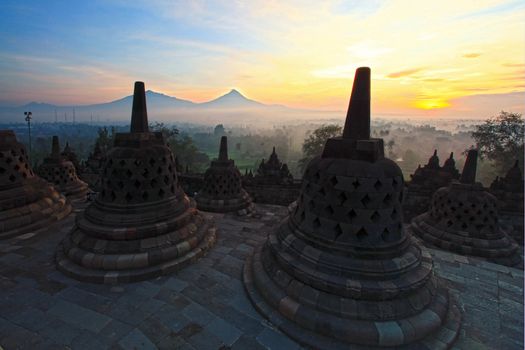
0, 0, 524, 118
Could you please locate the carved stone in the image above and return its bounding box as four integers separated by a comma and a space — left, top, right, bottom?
195, 136, 253, 214
410, 150, 522, 267
38, 136, 89, 200
55, 82, 216, 283
0, 130, 71, 239
244, 67, 461, 349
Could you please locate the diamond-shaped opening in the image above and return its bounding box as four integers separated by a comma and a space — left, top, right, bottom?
392, 178, 398, 188
330, 176, 338, 186
9, 174, 16, 182
338, 192, 347, 205
300, 211, 306, 221
361, 194, 371, 207
0, 167, 5, 174
150, 178, 158, 187
381, 228, 390, 241
157, 167, 163, 174
383, 193, 392, 204
371, 211, 380, 222
356, 227, 367, 240
391, 208, 397, 220
149, 158, 156, 166
142, 168, 149, 178
352, 179, 360, 189
319, 187, 326, 195
164, 175, 170, 185
110, 191, 116, 202
6, 157, 12, 164
324, 205, 335, 215
314, 172, 321, 180
142, 192, 149, 201
374, 180, 382, 190
18, 156, 23, 162
461, 223, 468, 230
158, 188, 165, 198
348, 209, 357, 220
313, 217, 321, 228
126, 169, 133, 178
162, 157, 167, 164
125, 192, 133, 201
134, 180, 141, 189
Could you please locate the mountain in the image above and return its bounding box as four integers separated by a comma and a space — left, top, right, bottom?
199, 89, 264, 108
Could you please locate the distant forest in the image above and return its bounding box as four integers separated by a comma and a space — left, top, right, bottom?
2, 112, 522, 187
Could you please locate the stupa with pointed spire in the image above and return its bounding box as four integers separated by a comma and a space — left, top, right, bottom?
195, 136, 253, 214
404, 150, 460, 221
0, 131, 71, 239
61, 142, 81, 172
55, 81, 216, 283
489, 160, 524, 244
410, 150, 521, 267
243, 146, 299, 205
38, 136, 90, 201
243, 67, 461, 349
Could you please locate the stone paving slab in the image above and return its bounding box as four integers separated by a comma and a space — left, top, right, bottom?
0, 202, 522, 349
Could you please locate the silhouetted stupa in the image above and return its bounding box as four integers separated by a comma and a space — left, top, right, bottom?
490, 160, 524, 244
38, 136, 89, 200
410, 150, 521, 267
195, 136, 253, 214
61, 141, 81, 172
244, 67, 461, 349
253, 147, 293, 185
55, 82, 216, 283
0, 131, 71, 239
404, 150, 460, 221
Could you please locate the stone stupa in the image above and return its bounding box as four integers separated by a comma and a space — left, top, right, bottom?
195, 136, 253, 214
410, 150, 521, 267
0, 131, 71, 239
404, 150, 460, 221
38, 136, 89, 201
243, 67, 461, 349
55, 81, 217, 284
489, 160, 524, 244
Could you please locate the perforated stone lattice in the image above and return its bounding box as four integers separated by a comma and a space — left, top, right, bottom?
99, 148, 179, 205
39, 161, 80, 186
200, 166, 244, 199
430, 186, 500, 234
0, 146, 35, 186
291, 157, 404, 245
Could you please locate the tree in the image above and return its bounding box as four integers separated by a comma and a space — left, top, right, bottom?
299, 124, 342, 171
471, 111, 524, 174
386, 139, 396, 158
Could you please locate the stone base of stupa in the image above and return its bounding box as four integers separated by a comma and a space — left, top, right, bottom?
0, 179, 72, 240
55, 199, 216, 284
410, 214, 522, 268
196, 189, 254, 215
243, 224, 461, 350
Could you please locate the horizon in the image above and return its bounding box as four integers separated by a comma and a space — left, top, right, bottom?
0, 1, 524, 119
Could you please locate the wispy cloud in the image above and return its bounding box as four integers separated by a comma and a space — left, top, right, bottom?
463, 53, 482, 58
387, 68, 424, 78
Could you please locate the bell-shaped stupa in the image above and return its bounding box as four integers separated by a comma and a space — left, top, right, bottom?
411, 150, 521, 267
56, 82, 216, 283
38, 136, 89, 200
243, 68, 461, 349
195, 136, 253, 214
0, 131, 71, 239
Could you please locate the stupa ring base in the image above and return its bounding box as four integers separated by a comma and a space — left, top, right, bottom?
55, 220, 216, 284
243, 243, 461, 349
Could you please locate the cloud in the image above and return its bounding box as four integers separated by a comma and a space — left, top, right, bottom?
503, 63, 525, 67
462, 53, 481, 58
387, 68, 424, 78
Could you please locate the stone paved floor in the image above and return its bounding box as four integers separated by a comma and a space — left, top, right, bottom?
0, 203, 523, 350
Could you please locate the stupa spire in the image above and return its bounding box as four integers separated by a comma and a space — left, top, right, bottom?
130, 81, 149, 133
460, 149, 478, 184
218, 136, 228, 161
51, 136, 60, 160
342, 67, 370, 140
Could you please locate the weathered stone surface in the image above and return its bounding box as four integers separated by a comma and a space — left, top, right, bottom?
196, 136, 253, 213
410, 150, 522, 268
243, 67, 461, 349
55, 81, 216, 283
0, 130, 71, 240
38, 136, 90, 201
